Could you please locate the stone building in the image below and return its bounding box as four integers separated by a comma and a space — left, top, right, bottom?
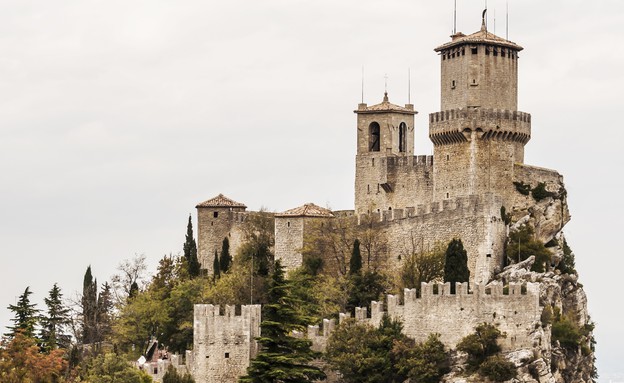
186, 18, 576, 383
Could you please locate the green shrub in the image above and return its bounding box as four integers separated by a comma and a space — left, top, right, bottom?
513, 181, 531, 196
506, 225, 552, 272
478, 355, 517, 382
555, 238, 577, 275
531, 182, 555, 201
456, 323, 504, 369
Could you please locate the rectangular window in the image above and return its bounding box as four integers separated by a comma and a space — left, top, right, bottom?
471, 47, 478, 54
225, 353, 230, 358
213, 211, 219, 218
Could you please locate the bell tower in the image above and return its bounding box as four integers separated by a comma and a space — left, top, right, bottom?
430, 18, 531, 204
353, 93, 418, 216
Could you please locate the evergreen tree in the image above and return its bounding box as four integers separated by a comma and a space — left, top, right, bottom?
96, 282, 114, 342
240, 260, 326, 383
163, 365, 195, 383
40, 283, 71, 351
443, 239, 470, 294
349, 239, 362, 275
5, 286, 39, 339
220, 237, 232, 274
183, 215, 201, 278
213, 250, 221, 280
81, 266, 98, 344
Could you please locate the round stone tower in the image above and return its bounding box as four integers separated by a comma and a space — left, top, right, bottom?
430, 18, 531, 204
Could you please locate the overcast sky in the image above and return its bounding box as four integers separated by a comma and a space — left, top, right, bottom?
1, 0, 622, 380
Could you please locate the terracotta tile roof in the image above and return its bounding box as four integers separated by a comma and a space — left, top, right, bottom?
354, 92, 417, 115
275, 203, 335, 218
196, 194, 247, 209
435, 25, 523, 52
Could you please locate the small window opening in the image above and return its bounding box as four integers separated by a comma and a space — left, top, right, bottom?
398, 122, 407, 152
485, 46, 490, 55
389, 207, 392, 211
377, 184, 380, 193
287, 221, 290, 228
461, 48, 465, 56
471, 47, 478, 54
446, 154, 450, 161
154, 367, 158, 374
473, 79, 476, 84
486, 253, 492, 258
446, 193, 450, 199
213, 211, 218, 218
371, 158, 375, 166
451, 80, 456, 89
369, 122, 380, 152
225, 353, 230, 359
493, 48, 498, 57
451, 52, 455, 58
211, 222, 214, 226
205, 355, 210, 359
367, 184, 370, 194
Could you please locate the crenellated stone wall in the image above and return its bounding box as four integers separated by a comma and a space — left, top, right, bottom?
308, 281, 541, 352
191, 304, 261, 383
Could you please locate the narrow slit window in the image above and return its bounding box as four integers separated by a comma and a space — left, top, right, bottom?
398, 122, 407, 152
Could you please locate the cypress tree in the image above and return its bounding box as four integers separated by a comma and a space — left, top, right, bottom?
443, 239, 470, 294
349, 239, 362, 275
183, 215, 201, 278
240, 260, 326, 383
40, 283, 71, 351
5, 286, 39, 339
220, 237, 231, 274
81, 266, 98, 344
97, 282, 114, 343
213, 250, 221, 281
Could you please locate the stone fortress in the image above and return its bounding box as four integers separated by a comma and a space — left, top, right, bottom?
154, 17, 580, 383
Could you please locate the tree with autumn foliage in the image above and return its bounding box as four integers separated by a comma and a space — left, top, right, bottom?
0, 331, 68, 383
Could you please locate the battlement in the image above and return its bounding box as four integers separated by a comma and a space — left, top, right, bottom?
429, 108, 531, 124
308, 281, 540, 351
358, 193, 502, 224
429, 108, 531, 145
385, 155, 434, 169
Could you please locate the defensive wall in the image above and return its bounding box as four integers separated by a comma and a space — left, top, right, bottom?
355, 154, 434, 216
308, 281, 541, 352
358, 193, 507, 284
191, 304, 261, 383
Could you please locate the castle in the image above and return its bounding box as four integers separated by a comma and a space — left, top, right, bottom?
171, 17, 572, 383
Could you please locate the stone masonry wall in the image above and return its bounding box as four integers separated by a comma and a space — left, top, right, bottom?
365, 193, 507, 284
274, 216, 304, 272
197, 208, 247, 275
192, 304, 261, 383
440, 44, 519, 111
309, 281, 541, 352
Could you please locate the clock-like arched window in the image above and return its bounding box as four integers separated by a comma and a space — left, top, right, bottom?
369, 122, 380, 152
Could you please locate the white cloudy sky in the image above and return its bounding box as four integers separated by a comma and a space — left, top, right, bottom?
1, 0, 622, 380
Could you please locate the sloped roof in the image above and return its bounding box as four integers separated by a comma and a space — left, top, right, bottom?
435, 24, 523, 52
354, 92, 417, 115
196, 194, 247, 209
275, 203, 335, 218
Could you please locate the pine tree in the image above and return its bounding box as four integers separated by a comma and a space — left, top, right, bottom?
349, 239, 362, 275
5, 287, 39, 339
40, 283, 71, 351
81, 266, 98, 344
443, 239, 470, 294
213, 250, 221, 280
240, 260, 326, 383
220, 237, 232, 274
183, 215, 201, 278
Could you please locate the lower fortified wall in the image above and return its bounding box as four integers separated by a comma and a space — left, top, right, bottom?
308, 281, 541, 352
191, 304, 261, 383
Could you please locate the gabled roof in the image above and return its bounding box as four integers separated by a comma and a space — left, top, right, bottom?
275, 203, 335, 218
196, 194, 247, 209
354, 92, 418, 115
435, 24, 523, 52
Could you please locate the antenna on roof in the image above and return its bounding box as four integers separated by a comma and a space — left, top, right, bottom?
494, 7, 496, 35
384, 73, 388, 93
408, 68, 411, 104
453, 0, 457, 34
361, 65, 364, 103
506, 1, 509, 40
